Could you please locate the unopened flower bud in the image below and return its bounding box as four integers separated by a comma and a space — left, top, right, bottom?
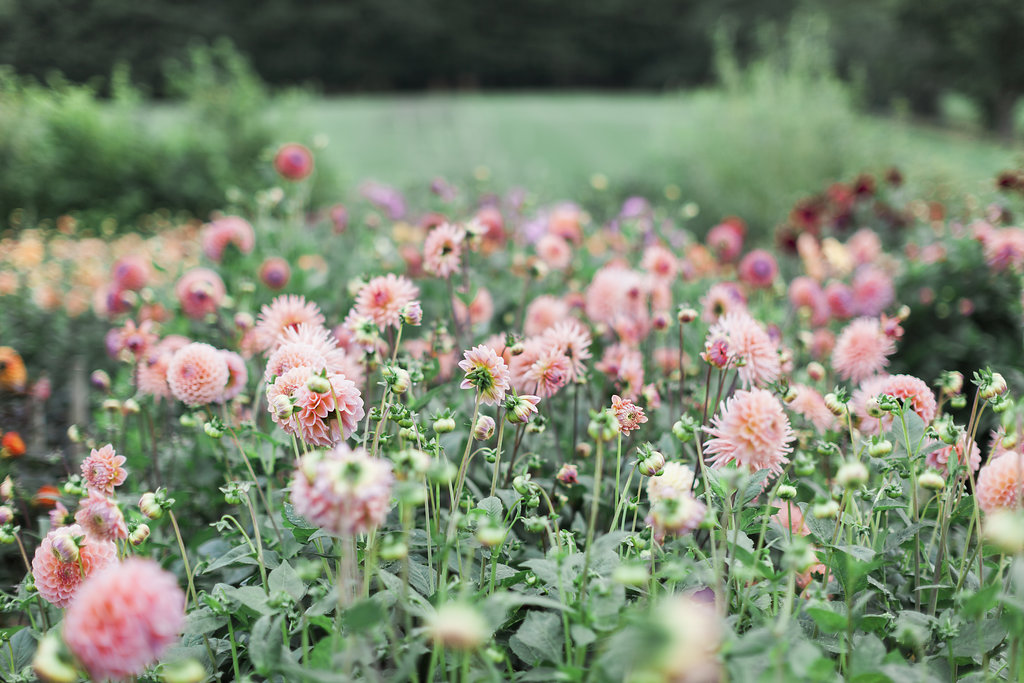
637, 450, 666, 477
868, 438, 893, 457
677, 306, 698, 324
0, 506, 12, 525
271, 395, 296, 420
428, 460, 457, 485
824, 393, 846, 417
401, 301, 423, 326
864, 395, 884, 418
476, 524, 506, 548
588, 410, 619, 442
90, 370, 111, 392
139, 492, 164, 520
161, 658, 208, 683
813, 499, 840, 519
121, 398, 141, 415
939, 370, 964, 395
836, 460, 868, 489
66, 425, 82, 443
979, 372, 1008, 401
473, 415, 495, 441
50, 532, 80, 563
234, 312, 255, 331
509, 342, 525, 356
777, 484, 798, 500
33, 632, 78, 683
807, 362, 826, 383
575, 442, 592, 459
672, 417, 696, 443
512, 475, 533, 496
102, 398, 121, 413
918, 471, 945, 491
991, 395, 1012, 414
306, 374, 332, 394
612, 563, 650, 586
506, 394, 540, 424
0, 476, 11, 501
433, 417, 456, 434
425, 603, 489, 651
379, 536, 409, 561
556, 463, 579, 485
130, 523, 151, 546
949, 395, 967, 409
203, 422, 223, 439
983, 510, 1024, 555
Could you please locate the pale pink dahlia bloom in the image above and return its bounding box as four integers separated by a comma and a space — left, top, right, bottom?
977, 451, 1024, 513
641, 244, 679, 282
174, 267, 225, 320
32, 524, 117, 608
291, 443, 393, 536
584, 265, 648, 330
926, 437, 981, 475
201, 215, 255, 262
647, 462, 695, 503
423, 223, 466, 278
63, 558, 186, 682
280, 324, 364, 386
264, 342, 327, 382
541, 319, 591, 381
708, 312, 780, 388
704, 388, 795, 477
75, 489, 128, 542
167, 342, 229, 406
788, 384, 837, 433
523, 295, 570, 336
453, 286, 494, 328
81, 444, 127, 494
459, 345, 511, 405
772, 500, 810, 536
831, 317, 896, 383
220, 350, 249, 402
850, 375, 891, 435
255, 295, 326, 352
517, 346, 572, 398
293, 373, 365, 447
852, 265, 895, 316
738, 249, 778, 289
355, 274, 420, 330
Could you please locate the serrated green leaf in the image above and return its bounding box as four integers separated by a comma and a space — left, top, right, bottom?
269, 560, 306, 602
509, 611, 563, 666
807, 606, 848, 633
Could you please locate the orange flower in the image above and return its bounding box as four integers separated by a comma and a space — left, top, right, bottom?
0, 347, 27, 393
1, 431, 25, 458
33, 485, 60, 508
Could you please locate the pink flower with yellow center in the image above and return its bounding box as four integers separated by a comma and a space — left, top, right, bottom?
459, 345, 511, 406
611, 395, 647, 433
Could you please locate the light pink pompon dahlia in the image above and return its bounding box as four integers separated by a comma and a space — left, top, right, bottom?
355, 274, 420, 330
201, 215, 255, 262
831, 317, 896, 383
63, 558, 186, 682
220, 350, 249, 402
541, 319, 591, 382
32, 524, 118, 608
254, 295, 326, 353
267, 367, 365, 447
976, 451, 1024, 513
167, 342, 230, 406
926, 437, 981, 475
290, 443, 393, 536
75, 489, 128, 542
704, 388, 795, 477
788, 384, 837, 433
423, 222, 466, 278
523, 295, 571, 337
174, 267, 225, 320
772, 500, 810, 536
459, 345, 511, 406
81, 444, 127, 494
708, 311, 780, 388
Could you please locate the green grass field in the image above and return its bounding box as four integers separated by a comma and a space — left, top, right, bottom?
264, 92, 1023, 227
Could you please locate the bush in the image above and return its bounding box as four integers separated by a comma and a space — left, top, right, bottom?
0, 41, 335, 228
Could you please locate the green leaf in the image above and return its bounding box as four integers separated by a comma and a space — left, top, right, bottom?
509, 611, 563, 666
571, 624, 597, 647
476, 496, 503, 521
959, 582, 1000, 618
218, 585, 274, 616
807, 606, 848, 633
805, 512, 836, 547
249, 614, 284, 675
740, 469, 771, 506
343, 600, 386, 633
269, 560, 307, 602
951, 618, 1005, 658
7, 627, 37, 673
283, 502, 317, 530
202, 543, 258, 573
184, 609, 227, 636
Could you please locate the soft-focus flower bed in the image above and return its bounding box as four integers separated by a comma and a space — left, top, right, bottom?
2, 152, 1024, 682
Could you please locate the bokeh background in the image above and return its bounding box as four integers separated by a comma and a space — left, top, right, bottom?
1, 0, 1022, 234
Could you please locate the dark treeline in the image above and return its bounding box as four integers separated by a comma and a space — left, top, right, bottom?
1, 0, 1021, 132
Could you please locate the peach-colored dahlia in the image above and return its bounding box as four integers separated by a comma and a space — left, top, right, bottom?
167, 342, 229, 406
831, 317, 896, 383
63, 558, 186, 682
291, 443, 393, 536
423, 223, 465, 278
704, 388, 795, 477
174, 267, 225, 320
355, 274, 420, 330
255, 295, 326, 353
708, 312, 780, 387
977, 451, 1024, 513
201, 215, 255, 262
81, 444, 127, 494
32, 524, 117, 608
74, 489, 128, 542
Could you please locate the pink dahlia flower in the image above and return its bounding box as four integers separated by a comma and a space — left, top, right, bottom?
201, 215, 255, 262
75, 489, 128, 542
255, 295, 326, 352
63, 558, 186, 682
355, 274, 420, 330
32, 524, 117, 608
274, 143, 315, 180
704, 388, 795, 477
459, 345, 511, 406
167, 342, 229, 406
423, 223, 466, 279
831, 317, 896, 383
523, 295, 571, 337
291, 443, 393, 536
708, 312, 780, 388
174, 268, 225, 320
977, 451, 1024, 513
81, 444, 127, 494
